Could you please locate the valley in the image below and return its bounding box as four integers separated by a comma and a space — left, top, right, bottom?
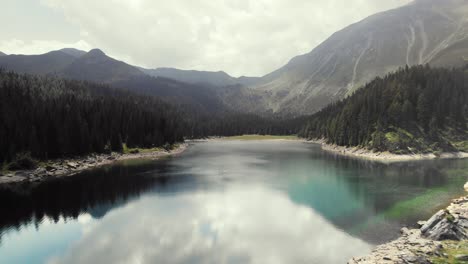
1, 0, 468, 263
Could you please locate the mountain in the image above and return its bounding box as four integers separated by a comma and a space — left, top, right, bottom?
61, 49, 146, 83
253, 0, 468, 115
0, 50, 76, 75
299, 65, 468, 154
142, 67, 261, 87
0, 48, 238, 115
0, 48, 147, 83
59, 48, 86, 58
0, 51, 6, 56
113, 76, 226, 113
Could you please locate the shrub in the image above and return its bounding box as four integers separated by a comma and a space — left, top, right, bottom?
7, 152, 38, 171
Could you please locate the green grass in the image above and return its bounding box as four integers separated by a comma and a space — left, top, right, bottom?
222, 135, 299, 141
122, 143, 179, 154
1, 161, 9, 174
385, 132, 400, 143
123, 147, 163, 154
431, 241, 468, 264
452, 140, 468, 152
383, 187, 448, 219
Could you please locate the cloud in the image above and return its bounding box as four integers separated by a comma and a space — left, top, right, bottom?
48, 187, 372, 264
0, 39, 91, 55
34, 0, 412, 76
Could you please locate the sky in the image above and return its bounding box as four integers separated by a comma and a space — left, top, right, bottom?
0, 0, 412, 77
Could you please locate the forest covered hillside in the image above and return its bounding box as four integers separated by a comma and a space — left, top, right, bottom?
0, 70, 301, 164
0, 70, 185, 162
299, 65, 468, 154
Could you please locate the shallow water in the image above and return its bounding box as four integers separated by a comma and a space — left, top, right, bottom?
1, 141, 467, 264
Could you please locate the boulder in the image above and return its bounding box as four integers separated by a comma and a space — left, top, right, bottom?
455, 254, 468, 261
421, 210, 468, 241
464, 182, 468, 192
66, 162, 78, 169
417, 221, 427, 228
35, 168, 46, 175
421, 210, 445, 233
14, 171, 29, 178
45, 165, 56, 171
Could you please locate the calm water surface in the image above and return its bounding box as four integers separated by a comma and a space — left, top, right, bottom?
1, 141, 467, 264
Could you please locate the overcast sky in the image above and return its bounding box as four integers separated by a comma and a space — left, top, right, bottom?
1, 0, 412, 77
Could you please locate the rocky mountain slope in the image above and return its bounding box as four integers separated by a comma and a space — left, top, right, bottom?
252, 0, 468, 115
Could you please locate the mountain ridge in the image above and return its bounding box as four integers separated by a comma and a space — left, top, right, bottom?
250, 0, 468, 115
0, 50, 76, 75
61, 49, 146, 83
142, 67, 261, 87
1, 0, 467, 117
59, 48, 87, 58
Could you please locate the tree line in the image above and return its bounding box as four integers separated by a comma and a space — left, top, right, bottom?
299, 65, 468, 154
0, 70, 185, 162
0, 70, 303, 163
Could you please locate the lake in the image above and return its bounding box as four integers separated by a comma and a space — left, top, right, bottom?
1, 141, 467, 264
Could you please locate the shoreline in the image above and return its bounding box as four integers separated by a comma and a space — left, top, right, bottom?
188, 135, 306, 142
308, 139, 468, 163
349, 192, 468, 263
0, 143, 188, 186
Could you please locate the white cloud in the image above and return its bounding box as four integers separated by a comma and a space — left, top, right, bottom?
20, 0, 411, 76
0, 39, 91, 55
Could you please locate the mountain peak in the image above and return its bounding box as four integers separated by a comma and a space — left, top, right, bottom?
87, 49, 106, 57
0, 51, 6, 56
59, 48, 86, 58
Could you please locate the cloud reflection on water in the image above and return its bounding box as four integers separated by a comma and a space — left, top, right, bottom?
49, 186, 371, 264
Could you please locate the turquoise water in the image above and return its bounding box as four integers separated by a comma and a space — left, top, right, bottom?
1, 141, 467, 264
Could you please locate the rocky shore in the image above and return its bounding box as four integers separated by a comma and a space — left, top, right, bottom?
349, 194, 468, 264
309, 139, 468, 163
0, 143, 188, 186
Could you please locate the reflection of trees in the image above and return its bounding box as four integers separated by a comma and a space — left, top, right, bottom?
317, 150, 464, 201
285, 148, 468, 242
0, 161, 177, 243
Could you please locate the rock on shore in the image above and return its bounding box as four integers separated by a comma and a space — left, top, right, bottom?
0, 144, 188, 186
312, 139, 468, 163
349, 196, 468, 264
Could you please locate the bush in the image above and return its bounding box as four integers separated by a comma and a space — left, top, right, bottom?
129, 149, 140, 154
163, 143, 173, 151
7, 152, 38, 171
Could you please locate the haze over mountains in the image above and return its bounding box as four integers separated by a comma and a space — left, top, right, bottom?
0, 0, 467, 117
